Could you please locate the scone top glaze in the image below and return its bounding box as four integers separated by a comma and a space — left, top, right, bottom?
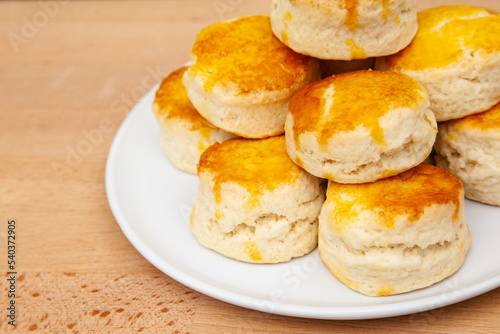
197, 136, 302, 206
187, 15, 316, 98
383, 6, 500, 71
325, 164, 463, 233
152, 66, 215, 135
288, 70, 427, 151
442, 102, 500, 136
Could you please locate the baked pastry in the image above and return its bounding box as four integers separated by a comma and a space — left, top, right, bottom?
285, 70, 437, 183
183, 15, 320, 139
318, 163, 471, 296
376, 6, 500, 121
190, 136, 325, 263
319, 58, 375, 78
434, 102, 500, 206
152, 66, 236, 174
270, 0, 418, 60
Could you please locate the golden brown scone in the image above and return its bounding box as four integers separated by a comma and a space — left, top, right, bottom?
434, 102, 500, 206
152, 66, 236, 174
376, 6, 500, 121
285, 70, 437, 183
190, 136, 325, 263
183, 15, 320, 139
319, 163, 471, 296
270, 0, 418, 60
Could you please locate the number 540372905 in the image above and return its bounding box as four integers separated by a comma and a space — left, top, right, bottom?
7, 220, 16, 271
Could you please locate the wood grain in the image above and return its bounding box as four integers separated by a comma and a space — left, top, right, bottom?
1, 0, 499, 332
192, 287, 500, 334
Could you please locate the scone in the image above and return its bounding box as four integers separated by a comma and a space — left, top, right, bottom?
434, 102, 500, 206
285, 70, 437, 183
376, 6, 500, 121
318, 163, 471, 296
183, 15, 320, 139
319, 58, 375, 78
190, 136, 325, 263
152, 66, 236, 174
270, 0, 418, 60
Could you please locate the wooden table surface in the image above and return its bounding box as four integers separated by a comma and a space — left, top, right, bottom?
1, 0, 499, 332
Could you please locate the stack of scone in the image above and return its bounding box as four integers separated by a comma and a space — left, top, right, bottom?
283, 67, 471, 296
153, 15, 324, 264
150, 1, 500, 297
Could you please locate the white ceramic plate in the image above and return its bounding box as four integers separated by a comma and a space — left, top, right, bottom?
105, 84, 500, 320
